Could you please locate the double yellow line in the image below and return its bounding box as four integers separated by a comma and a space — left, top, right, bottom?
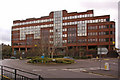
0, 74, 12, 80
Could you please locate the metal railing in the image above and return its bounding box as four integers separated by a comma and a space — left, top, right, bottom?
0, 65, 43, 80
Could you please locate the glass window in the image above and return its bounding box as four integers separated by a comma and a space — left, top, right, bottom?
75, 16, 77, 18
106, 18, 110, 22
85, 14, 87, 17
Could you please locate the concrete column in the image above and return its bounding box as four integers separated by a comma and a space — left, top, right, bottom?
108, 45, 110, 50
66, 47, 68, 51
12, 48, 14, 55
66, 47, 68, 56
19, 48, 20, 52
25, 48, 27, 52
86, 46, 88, 50
76, 46, 78, 51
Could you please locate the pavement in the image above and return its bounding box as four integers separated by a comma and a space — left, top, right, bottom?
86, 69, 118, 78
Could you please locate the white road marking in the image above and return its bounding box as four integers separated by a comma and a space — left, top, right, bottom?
32, 67, 105, 73
32, 69, 42, 71
61, 67, 105, 72
47, 69, 57, 71
113, 63, 116, 64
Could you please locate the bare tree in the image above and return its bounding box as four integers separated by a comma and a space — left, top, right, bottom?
50, 42, 62, 58
33, 38, 50, 57
25, 37, 50, 57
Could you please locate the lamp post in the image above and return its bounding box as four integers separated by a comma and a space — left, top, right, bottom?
99, 46, 102, 70
51, 46, 54, 58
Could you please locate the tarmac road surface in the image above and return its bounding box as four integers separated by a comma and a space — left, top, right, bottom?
1, 58, 119, 79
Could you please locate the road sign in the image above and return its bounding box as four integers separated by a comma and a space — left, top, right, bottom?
35, 45, 37, 47
98, 47, 108, 54
113, 41, 115, 44
41, 56, 44, 59
14, 51, 16, 55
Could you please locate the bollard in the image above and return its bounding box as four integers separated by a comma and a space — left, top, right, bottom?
20, 57, 22, 60
117, 56, 119, 59
105, 62, 109, 70
96, 56, 98, 59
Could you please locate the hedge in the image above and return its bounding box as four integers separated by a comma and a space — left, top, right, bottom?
27, 58, 75, 64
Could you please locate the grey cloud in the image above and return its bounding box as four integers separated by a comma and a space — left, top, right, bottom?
79, 2, 117, 10
0, 29, 11, 42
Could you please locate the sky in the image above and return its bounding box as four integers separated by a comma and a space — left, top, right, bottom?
0, 0, 119, 48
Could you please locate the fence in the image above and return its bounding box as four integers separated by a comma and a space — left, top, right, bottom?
0, 65, 43, 80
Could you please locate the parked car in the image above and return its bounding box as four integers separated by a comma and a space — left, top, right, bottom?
10, 56, 16, 59
63, 56, 74, 60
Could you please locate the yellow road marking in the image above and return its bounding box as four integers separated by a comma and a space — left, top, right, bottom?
103, 59, 109, 60
0, 74, 12, 80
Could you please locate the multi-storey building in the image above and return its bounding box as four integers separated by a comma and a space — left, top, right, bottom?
12, 10, 115, 57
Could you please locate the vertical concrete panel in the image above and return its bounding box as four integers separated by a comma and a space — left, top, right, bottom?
118, 1, 120, 48
118, 58, 120, 78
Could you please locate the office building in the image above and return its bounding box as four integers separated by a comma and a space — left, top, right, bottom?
12, 10, 115, 56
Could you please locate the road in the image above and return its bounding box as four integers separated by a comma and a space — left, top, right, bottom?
1, 58, 119, 78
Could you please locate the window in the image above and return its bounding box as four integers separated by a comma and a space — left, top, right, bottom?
50, 36, 53, 38
106, 38, 109, 42
99, 32, 105, 35
106, 25, 109, 28
68, 27, 76, 43
99, 38, 106, 42
106, 31, 109, 35
110, 24, 114, 28
110, 31, 115, 35
78, 39, 87, 43
85, 14, 87, 17
88, 26, 97, 30
106, 18, 110, 22
13, 43, 18, 46
90, 14, 93, 17
88, 32, 97, 36
90, 20, 92, 23
110, 38, 113, 42
99, 25, 108, 29
88, 38, 97, 43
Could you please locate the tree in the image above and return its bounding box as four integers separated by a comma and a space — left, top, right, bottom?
35, 38, 50, 56
25, 38, 50, 57
107, 50, 119, 58
1, 44, 12, 58
50, 42, 62, 58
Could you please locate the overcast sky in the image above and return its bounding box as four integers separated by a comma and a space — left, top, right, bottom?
0, 0, 119, 47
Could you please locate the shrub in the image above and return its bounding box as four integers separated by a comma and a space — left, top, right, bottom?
55, 58, 63, 63
81, 56, 88, 59
87, 56, 91, 59
73, 56, 91, 59
73, 56, 81, 59
53, 55, 64, 58
26, 57, 33, 59
27, 58, 75, 64
55, 58, 74, 64
63, 59, 74, 64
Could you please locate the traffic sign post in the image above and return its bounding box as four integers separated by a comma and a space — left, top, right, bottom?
41, 56, 44, 59
14, 51, 16, 55
98, 46, 108, 70
41, 55, 44, 63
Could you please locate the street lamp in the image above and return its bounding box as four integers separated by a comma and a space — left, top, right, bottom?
50, 46, 53, 58
99, 46, 102, 70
